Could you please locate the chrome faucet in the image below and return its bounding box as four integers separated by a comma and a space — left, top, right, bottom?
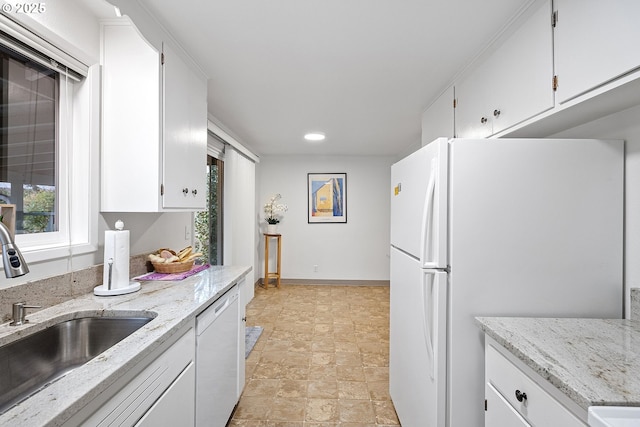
0, 221, 29, 278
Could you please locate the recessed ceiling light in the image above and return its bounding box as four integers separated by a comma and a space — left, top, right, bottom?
304, 132, 325, 142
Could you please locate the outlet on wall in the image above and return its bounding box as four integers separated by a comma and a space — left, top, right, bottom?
313, 265, 318, 273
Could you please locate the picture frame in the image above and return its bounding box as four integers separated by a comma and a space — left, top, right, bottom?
307, 173, 347, 223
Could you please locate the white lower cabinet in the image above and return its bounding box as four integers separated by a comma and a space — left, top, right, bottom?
237, 278, 247, 399
486, 382, 531, 427
135, 362, 195, 427
60, 288, 245, 427
76, 327, 196, 427
62, 323, 196, 427
485, 339, 587, 427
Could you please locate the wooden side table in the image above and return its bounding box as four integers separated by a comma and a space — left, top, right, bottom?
263, 233, 281, 288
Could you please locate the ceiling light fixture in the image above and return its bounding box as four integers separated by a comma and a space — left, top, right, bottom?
304, 132, 325, 142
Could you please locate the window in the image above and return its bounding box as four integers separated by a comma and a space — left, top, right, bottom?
0, 17, 94, 265
0, 44, 59, 235
195, 155, 224, 265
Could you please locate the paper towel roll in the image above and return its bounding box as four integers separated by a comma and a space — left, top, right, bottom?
102, 229, 130, 290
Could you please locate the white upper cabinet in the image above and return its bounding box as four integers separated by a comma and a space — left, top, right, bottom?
454, 58, 494, 139
162, 42, 207, 209
101, 19, 206, 212
554, 0, 640, 104
455, 0, 554, 138
421, 85, 455, 144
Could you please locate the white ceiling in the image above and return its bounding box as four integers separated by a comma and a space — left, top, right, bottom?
132, 0, 532, 157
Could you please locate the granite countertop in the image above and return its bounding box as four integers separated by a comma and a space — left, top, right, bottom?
0, 265, 250, 427
476, 316, 640, 412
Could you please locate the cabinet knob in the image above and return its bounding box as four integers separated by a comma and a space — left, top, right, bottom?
182, 188, 189, 195
493, 109, 501, 118
480, 117, 488, 124
192, 189, 198, 196
515, 389, 527, 402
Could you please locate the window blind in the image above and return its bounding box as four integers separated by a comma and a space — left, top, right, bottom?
0, 13, 88, 81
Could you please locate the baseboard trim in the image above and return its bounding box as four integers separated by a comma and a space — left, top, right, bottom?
254, 278, 389, 287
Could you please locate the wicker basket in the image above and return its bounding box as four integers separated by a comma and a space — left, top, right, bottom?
152, 259, 194, 274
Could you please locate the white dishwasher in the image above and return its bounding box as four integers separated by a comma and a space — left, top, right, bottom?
196, 284, 239, 427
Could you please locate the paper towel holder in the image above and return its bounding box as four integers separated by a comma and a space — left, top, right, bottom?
94, 220, 141, 297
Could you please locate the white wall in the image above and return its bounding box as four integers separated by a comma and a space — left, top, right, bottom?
551, 104, 640, 317
256, 155, 394, 282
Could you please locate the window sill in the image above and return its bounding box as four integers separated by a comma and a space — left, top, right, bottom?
20, 242, 98, 264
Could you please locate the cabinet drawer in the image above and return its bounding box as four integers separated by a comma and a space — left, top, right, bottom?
486, 382, 531, 426
486, 343, 585, 427
80, 328, 195, 426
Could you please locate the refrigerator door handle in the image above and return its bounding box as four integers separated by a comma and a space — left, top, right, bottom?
421, 271, 435, 379
420, 159, 438, 268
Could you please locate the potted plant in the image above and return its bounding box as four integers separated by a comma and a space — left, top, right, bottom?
264, 194, 287, 234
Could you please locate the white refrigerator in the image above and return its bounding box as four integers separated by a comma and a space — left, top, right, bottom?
389, 138, 623, 427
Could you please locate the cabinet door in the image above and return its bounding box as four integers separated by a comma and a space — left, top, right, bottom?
485, 382, 531, 427
101, 21, 161, 212
455, 1, 553, 137
554, 0, 640, 103
162, 42, 207, 210
422, 86, 455, 143
237, 278, 246, 399
135, 362, 195, 427
454, 59, 493, 138
490, 0, 554, 134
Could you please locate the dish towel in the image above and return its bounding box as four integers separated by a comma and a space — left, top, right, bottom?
134, 263, 210, 281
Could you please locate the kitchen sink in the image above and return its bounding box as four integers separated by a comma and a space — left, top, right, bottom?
0, 315, 154, 414
589, 406, 640, 427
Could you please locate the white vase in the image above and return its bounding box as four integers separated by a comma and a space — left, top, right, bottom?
266, 224, 278, 234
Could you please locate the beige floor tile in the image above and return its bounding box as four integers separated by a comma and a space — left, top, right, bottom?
335, 351, 362, 366
289, 340, 313, 353
231, 284, 399, 427
276, 379, 307, 398
306, 398, 339, 422
336, 366, 366, 382
308, 380, 339, 398
311, 352, 336, 366
373, 400, 401, 425
308, 365, 338, 381
335, 341, 359, 352
337, 381, 370, 400
279, 365, 310, 380
233, 396, 272, 420
227, 420, 268, 426
363, 367, 388, 383
339, 400, 376, 423
367, 381, 391, 401
243, 379, 280, 397
267, 397, 306, 422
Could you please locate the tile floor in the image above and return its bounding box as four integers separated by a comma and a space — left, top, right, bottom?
228, 284, 400, 427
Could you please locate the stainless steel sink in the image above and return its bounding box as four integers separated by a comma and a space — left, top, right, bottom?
0, 315, 154, 414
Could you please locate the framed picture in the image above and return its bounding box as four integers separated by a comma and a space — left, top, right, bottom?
307, 173, 347, 223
